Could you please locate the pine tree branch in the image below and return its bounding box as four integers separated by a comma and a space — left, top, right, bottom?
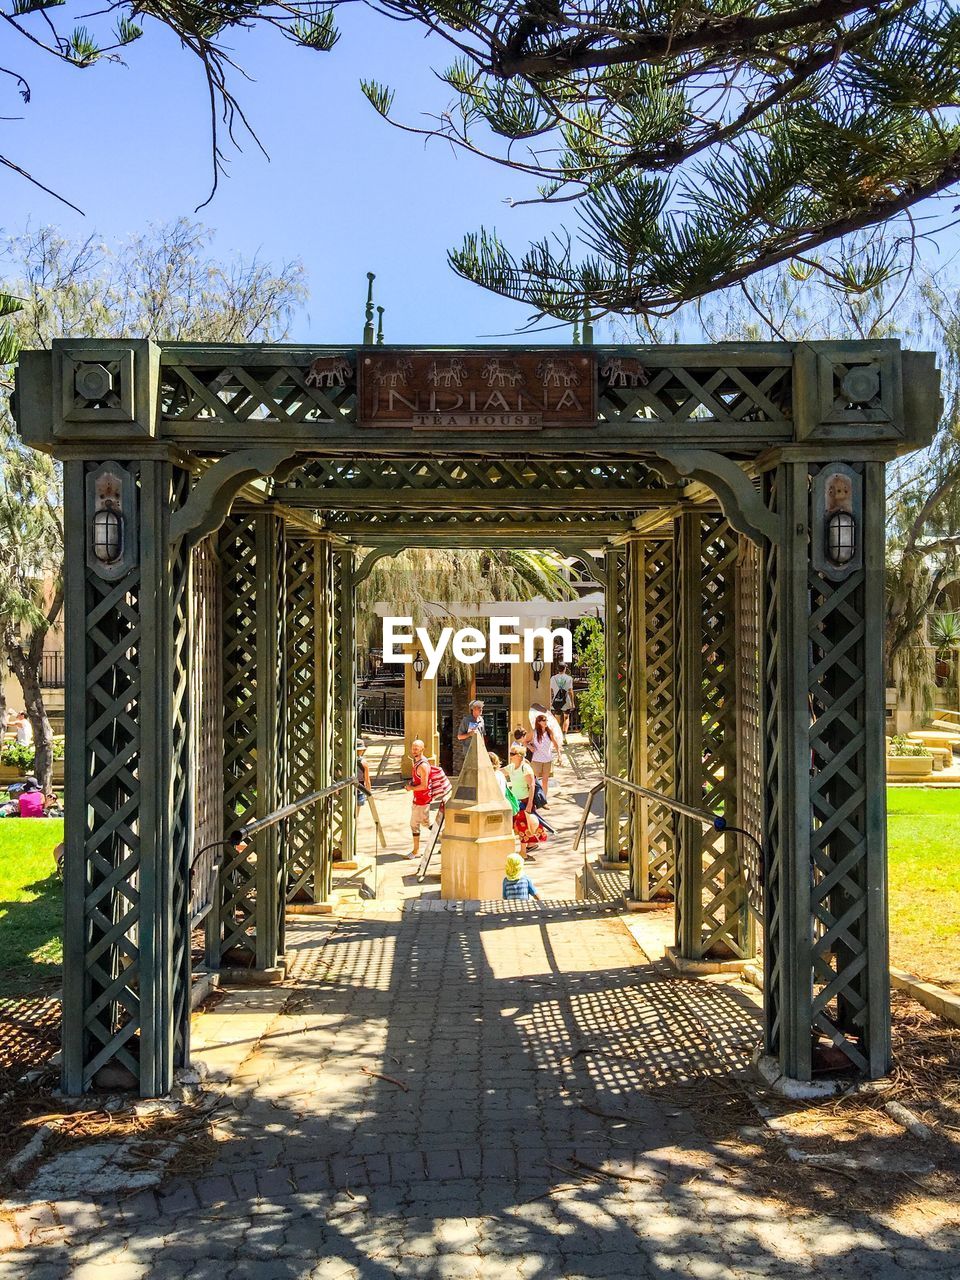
493, 0, 890, 77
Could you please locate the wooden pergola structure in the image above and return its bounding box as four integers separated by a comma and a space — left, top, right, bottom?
14, 337, 939, 1097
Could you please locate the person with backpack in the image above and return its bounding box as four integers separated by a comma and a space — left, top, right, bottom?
549, 663, 575, 734
506, 742, 547, 861
405, 739, 451, 859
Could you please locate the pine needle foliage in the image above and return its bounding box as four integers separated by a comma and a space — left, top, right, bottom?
7, 2, 960, 310
362, 0, 960, 319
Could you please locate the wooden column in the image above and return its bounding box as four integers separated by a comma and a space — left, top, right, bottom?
402, 640, 439, 777
332, 547, 357, 861
509, 635, 551, 737
603, 547, 631, 863
631, 537, 677, 902
764, 462, 890, 1081
283, 533, 328, 904
62, 459, 194, 1097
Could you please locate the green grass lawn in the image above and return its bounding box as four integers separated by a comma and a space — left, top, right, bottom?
887, 786, 960, 991
0, 818, 63, 998
0, 792, 957, 1002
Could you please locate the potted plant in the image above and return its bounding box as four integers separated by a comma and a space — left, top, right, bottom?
886, 734, 934, 778
0, 738, 65, 785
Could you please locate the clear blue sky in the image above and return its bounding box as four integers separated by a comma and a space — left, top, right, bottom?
1, 9, 579, 344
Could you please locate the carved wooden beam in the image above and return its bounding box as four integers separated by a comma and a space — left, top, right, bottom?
650, 448, 777, 545
169, 447, 301, 548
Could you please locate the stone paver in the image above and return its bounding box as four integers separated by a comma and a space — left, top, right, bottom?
3, 901, 959, 1276
2, 750, 958, 1276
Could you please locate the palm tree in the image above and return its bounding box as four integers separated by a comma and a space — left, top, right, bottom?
357, 548, 576, 770
929, 611, 960, 700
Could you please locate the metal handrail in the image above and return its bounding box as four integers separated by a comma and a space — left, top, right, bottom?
574, 774, 765, 920
234, 778, 361, 842
603, 774, 724, 828
574, 779, 605, 900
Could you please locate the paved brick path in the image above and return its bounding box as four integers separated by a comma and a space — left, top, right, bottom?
3, 902, 959, 1278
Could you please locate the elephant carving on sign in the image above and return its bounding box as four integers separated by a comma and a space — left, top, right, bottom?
304, 356, 352, 389
536, 359, 581, 388
371, 358, 413, 387
481, 358, 525, 388
428, 358, 467, 388
600, 357, 649, 388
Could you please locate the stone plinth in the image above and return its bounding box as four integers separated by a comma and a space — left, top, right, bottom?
440, 734, 515, 901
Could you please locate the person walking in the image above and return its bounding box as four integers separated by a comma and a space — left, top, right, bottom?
549, 663, 575, 734
506, 742, 546, 861
405, 738, 433, 860
502, 853, 540, 903
525, 712, 561, 801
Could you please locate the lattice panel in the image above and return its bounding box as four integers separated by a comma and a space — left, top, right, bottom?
762, 471, 784, 1057
320, 509, 645, 532
677, 514, 749, 960
316, 541, 336, 901
219, 514, 286, 967
284, 538, 320, 902
62, 460, 195, 1095
599, 360, 792, 425
806, 463, 875, 1072
169, 467, 192, 1068
190, 537, 223, 937
331, 549, 356, 861
735, 537, 764, 923
698, 518, 747, 957
160, 362, 356, 426
604, 549, 632, 861
639, 539, 676, 898
286, 456, 663, 492
76, 504, 144, 1085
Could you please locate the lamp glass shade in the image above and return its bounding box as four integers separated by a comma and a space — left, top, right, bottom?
826, 509, 856, 566
93, 507, 123, 564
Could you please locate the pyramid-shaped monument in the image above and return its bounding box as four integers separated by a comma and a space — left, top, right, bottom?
440, 733, 515, 900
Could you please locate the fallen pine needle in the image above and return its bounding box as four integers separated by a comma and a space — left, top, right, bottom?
360, 1067, 409, 1092
570, 1157, 655, 1184
545, 1159, 600, 1183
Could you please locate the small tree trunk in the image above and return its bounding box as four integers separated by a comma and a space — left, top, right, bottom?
5, 643, 54, 792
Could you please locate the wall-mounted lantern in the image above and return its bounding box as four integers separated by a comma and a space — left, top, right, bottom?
85, 463, 137, 581
531, 653, 545, 687
92, 505, 123, 565
826, 508, 856, 566
412, 650, 426, 688
811, 463, 862, 580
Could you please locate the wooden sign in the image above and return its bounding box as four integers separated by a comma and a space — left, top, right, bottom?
358, 351, 596, 430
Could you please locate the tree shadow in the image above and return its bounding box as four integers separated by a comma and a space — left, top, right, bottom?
0, 872, 62, 999
7, 900, 960, 1276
